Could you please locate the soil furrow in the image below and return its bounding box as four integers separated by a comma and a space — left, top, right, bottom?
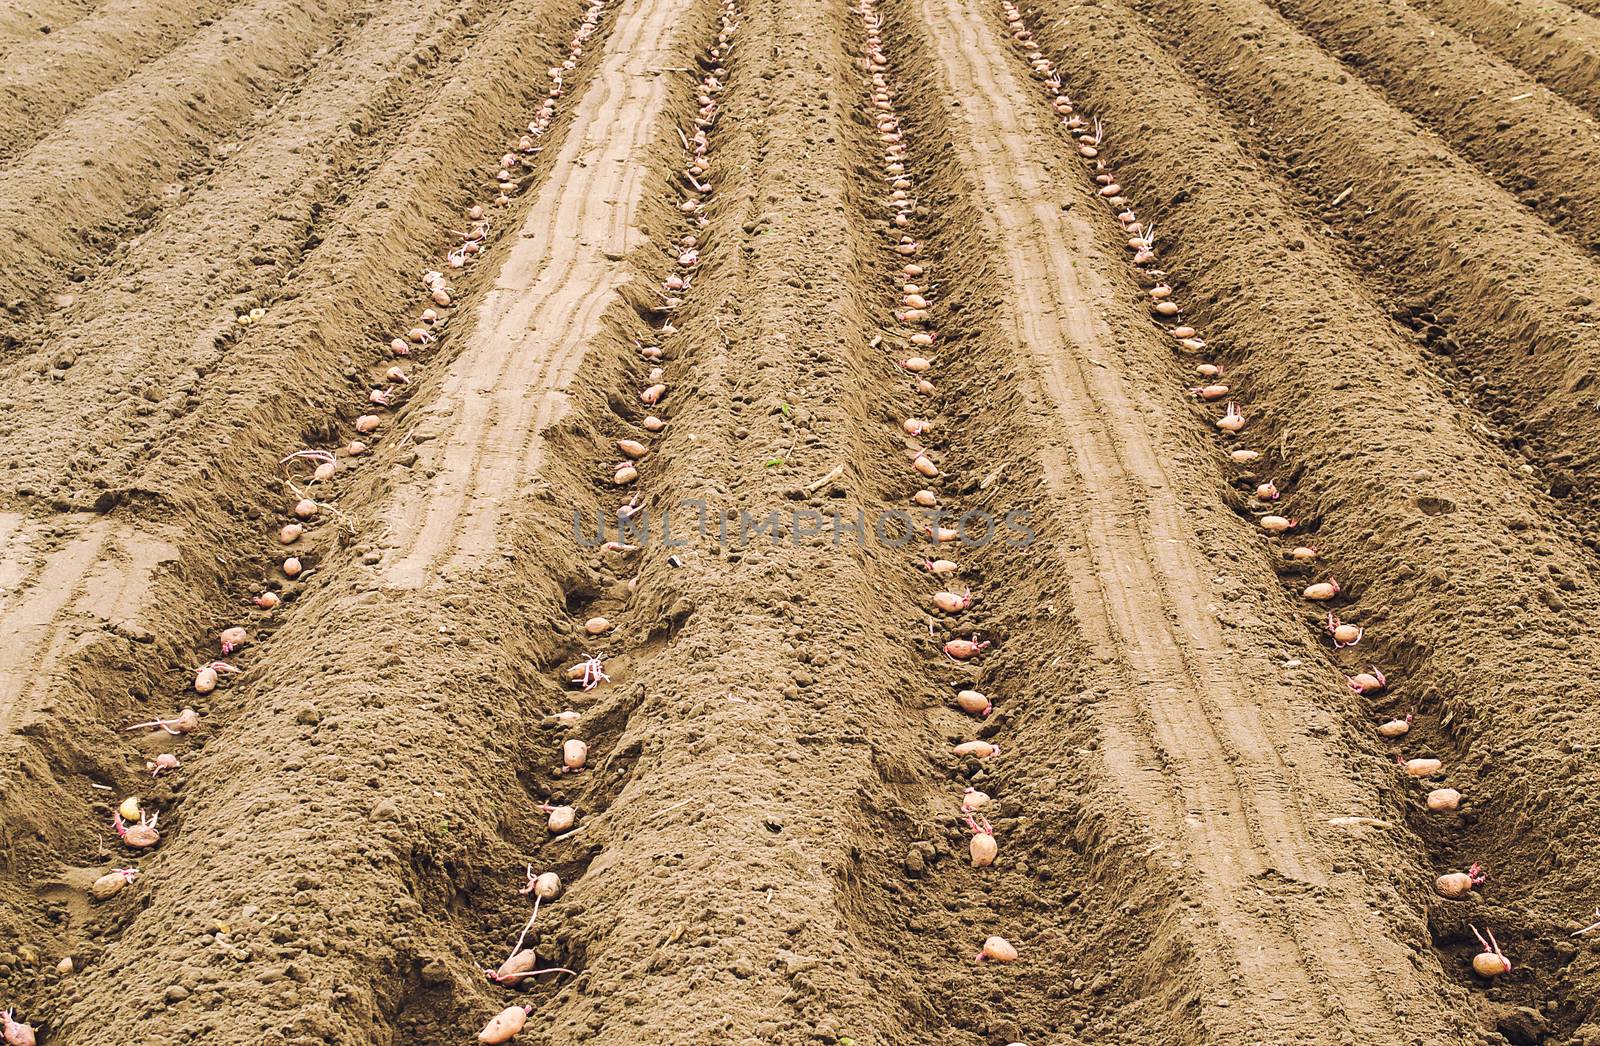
0, 0, 530, 504
1024, 0, 1600, 1033
929, 0, 1334, 1033
914, 0, 1486, 1039
824, 2, 1203, 1041
1120, 0, 1600, 537
0, 0, 100, 57
0, 0, 369, 350
12, 0, 670, 1030
827, 2, 1083, 1039
458, 0, 978, 1036
378, 0, 683, 588
440, 5, 753, 1041
0, 0, 238, 167
1264, 0, 1600, 256
0, 0, 625, 1030
1406, 0, 1600, 118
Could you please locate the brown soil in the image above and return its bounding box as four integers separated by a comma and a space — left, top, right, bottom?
3, 0, 1600, 1041
1405, 0, 1600, 119
0, 0, 96, 54
1262, 0, 1600, 254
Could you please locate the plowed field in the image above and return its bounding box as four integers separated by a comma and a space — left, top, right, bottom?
4, 0, 1600, 1041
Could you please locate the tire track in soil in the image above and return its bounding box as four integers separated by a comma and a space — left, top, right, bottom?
1263, 0, 1600, 257
1123, 0, 1600, 530
405, 8, 793, 1041
920, 0, 1475, 1038
401, 0, 747, 1036
0, 0, 626, 1034
825, 4, 1199, 1041
0, 514, 176, 736
467, 0, 970, 1037
1405, 0, 1600, 119
26, 0, 709, 1038
0, 505, 202, 1026
378, 0, 688, 588
1023, 0, 1600, 1031
0, 0, 239, 167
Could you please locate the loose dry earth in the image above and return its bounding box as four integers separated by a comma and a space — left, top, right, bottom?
3, 0, 1600, 1041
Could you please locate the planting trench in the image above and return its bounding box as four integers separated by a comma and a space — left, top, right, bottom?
896, 0, 1477, 1039
5, 0, 1600, 1040
0, 0, 629, 1035
1112, 0, 1600, 532
1016, 0, 1600, 1038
